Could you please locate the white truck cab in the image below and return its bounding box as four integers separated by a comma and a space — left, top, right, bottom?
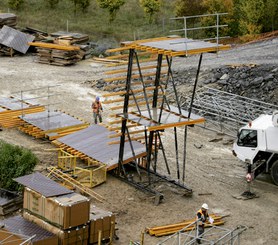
233, 112, 278, 185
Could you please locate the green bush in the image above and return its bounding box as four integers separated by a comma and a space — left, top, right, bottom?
0, 140, 38, 191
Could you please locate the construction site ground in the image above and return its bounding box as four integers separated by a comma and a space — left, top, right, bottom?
1, 37, 278, 244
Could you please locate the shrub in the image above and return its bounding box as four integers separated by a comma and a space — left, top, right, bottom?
0, 140, 38, 191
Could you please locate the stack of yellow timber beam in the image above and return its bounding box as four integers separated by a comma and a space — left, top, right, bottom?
115, 36, 231, 57
28, 42, 82, 66
51, 140, 94, 160
0, 105, 45, 128
18, 122, 89, 139
146, 214, 225, 237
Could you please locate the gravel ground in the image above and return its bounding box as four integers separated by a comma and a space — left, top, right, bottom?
0, 37, 278, 244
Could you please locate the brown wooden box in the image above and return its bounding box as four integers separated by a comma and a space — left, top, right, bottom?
23, 211, 88, 245
23, 187, 90, 229
89, 206, 115, 244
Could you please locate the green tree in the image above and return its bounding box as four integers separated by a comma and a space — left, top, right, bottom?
45, 0, 59, 9
239, 0, 265, 35
0, 140, 38, 191
139, 0, 161, 24
202, 0, 236, 37
70, 0, 90, 15
97, 0, 126, 22
263, 0, 278, 32
175, 0, 206, 17
8, 0, 24, 10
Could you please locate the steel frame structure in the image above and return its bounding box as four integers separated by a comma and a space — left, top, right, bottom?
182, 86, 278, 137
104, 37, 229, 204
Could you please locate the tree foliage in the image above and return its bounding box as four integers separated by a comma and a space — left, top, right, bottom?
45, 0, 59, 9
70, 0, 90, 14
8, 0, 24, 10
0, 140, 38, 191
97, 0, 126, 22
262, 0, 278, 32
139, 0, 161, 24
175, 0, 206, 17
239, 0, 265, 35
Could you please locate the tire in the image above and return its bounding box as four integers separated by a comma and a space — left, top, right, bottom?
271, 160, 278, 185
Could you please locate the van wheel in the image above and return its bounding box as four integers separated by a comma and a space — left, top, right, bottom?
271, 160, 278, 185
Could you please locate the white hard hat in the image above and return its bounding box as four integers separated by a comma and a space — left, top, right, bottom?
202, 203, 209, 210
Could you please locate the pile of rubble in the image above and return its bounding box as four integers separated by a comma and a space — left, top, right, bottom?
169, 64, 278, 106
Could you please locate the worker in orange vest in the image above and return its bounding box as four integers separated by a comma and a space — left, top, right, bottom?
91, 96, 103, 124
196, 203, 214, 244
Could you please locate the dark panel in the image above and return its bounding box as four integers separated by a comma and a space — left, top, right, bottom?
58, 125, 146, 166
0, 97, 30, 110
14, 172, 73, 197
141, 38, 223, 52
20, 110, 84, 131
0, 25, 35, 53
0, 215, 56, 241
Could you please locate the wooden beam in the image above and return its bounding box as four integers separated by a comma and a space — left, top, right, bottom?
104, 71, 168, 82
28, 42, 80, 51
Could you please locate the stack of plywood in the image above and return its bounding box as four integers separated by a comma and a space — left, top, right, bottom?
51, 31, 89, 44
29, 42, 82, 66
0, 13, 17, 28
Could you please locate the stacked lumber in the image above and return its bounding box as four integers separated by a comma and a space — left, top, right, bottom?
0, 13, 17, 28
50, 31, 89, 44
146, 214, 225, 237
36, 48, 81, 66
0, 44, 15, 56
29, 42, 81, 66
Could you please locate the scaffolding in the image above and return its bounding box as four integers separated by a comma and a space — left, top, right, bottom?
182, 86, 278, 137
157, 220, 247, 245
104, 36, 230, 203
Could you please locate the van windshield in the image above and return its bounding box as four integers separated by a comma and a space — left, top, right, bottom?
237, 129, 257, 147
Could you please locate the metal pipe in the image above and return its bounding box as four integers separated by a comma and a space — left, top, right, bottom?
118, 48, 134, 175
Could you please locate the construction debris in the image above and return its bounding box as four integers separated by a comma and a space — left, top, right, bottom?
146, 214, 225, 237
0, 188, 22, 216
0, 13, 17, 28
0, 25, 35, 55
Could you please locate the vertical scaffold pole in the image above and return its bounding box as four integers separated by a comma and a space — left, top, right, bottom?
118, 49, 134, 175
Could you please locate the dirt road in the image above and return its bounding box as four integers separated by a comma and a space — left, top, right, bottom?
0, 38, 278, 244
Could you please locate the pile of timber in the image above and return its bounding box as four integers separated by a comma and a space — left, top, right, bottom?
0, 13, 17, 28
29, 42, 82, 66
0, 44, 15, 56
146, 214, 225, 237
0, 189, 22, 215
51, 31, 89, 44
